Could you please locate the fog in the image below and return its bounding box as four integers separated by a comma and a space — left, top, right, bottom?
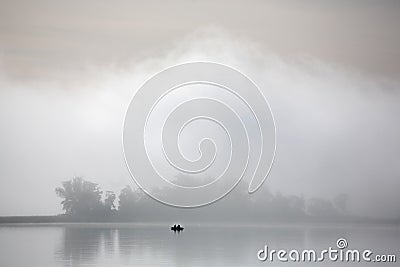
0, 0, 399, 219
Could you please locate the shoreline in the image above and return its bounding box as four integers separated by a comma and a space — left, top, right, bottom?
0, 215, 398, 226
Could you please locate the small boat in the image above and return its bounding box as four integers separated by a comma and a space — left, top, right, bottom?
170, 224, 184, 232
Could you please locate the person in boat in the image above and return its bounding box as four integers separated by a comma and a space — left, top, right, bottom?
171, 224, 184, 231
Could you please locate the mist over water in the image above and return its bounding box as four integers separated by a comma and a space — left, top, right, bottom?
1, 2, 400, 267
1, 28, 399, 219
0, 224, 399, 266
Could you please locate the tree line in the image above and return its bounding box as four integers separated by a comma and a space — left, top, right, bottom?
54, 176, 361, 223
55, 177, 139, 221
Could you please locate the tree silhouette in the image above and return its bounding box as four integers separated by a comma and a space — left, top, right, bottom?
104, 191, 116, 211
118, 185, 140, 217
55, 177, 112, 218
54, 176, 359, 223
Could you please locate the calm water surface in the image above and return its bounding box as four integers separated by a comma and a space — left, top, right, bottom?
0, 223, 399, 266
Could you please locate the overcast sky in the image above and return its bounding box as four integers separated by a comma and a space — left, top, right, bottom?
0, 0, 399, 218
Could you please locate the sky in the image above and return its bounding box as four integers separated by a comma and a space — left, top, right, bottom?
0, 0, 399, 218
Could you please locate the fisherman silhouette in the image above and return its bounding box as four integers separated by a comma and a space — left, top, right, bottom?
170, 224, 184, 232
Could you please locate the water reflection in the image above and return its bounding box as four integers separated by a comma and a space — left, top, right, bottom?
56, 226, 113, 265
54, 224, 308, 266
51, 224, 400, 266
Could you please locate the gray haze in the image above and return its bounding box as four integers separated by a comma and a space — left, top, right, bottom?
0, 0, 399, 218
1, 0, 400, 80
